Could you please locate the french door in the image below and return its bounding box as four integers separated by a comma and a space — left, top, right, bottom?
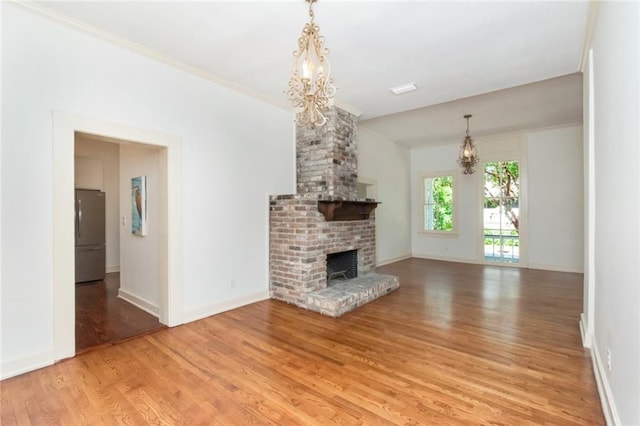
483, 161, 520, 264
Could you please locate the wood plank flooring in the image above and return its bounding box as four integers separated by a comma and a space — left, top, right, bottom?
75, 273, 165, 353
2, 259, 604, 424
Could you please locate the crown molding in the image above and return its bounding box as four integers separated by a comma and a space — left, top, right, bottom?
578, 1, 601, 73
358, 125, 402, 145
334, 99, 363, 118
12, 1, 294, 112
401, 121, 583, 150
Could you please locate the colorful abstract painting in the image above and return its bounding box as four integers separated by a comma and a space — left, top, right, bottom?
131, 176, 147, 236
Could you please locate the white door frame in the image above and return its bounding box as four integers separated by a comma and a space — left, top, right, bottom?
52, 111, 183, 361
477, 136, 528, 267
581, 48, 596, 347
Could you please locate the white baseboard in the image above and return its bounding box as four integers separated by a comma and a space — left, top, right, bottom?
579, 313, 592, 348
117, 289, 159, 317
528, 262, 583, 274
106, 265, 120, 273
182, 290, 270, 324
376, 253, 412, 267
1, 351, 53, 381
410, 256, 584, 273
412, 253, 481, 265
590, 335, 620, 425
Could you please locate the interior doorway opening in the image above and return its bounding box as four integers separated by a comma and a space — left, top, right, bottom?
53, 111, 183, 362
74, 133, 166, 353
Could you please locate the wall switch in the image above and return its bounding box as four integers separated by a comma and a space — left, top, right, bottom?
606, 348, 612, 372
230, 279, 236, 289
121, 216, 126, 226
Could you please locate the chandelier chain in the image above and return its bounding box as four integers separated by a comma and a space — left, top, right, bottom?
308, 0, 315, 20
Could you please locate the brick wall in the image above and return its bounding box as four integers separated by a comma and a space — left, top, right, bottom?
269, 195, 376, 308
296, 107, 359, 200
268, 106, 396, 313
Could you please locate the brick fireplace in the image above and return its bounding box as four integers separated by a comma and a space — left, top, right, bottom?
269, 107, 399, 317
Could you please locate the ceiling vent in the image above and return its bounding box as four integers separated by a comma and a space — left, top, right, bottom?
390, 82, 417, 95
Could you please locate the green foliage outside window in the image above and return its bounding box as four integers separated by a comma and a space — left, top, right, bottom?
484, 230, 519, 247
484, 161, 520, 231
424, 176, 453, 231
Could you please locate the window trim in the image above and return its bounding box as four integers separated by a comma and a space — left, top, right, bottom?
419, 171, 459, 236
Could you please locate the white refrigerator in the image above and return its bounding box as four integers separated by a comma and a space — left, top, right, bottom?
75, 189, 106, 283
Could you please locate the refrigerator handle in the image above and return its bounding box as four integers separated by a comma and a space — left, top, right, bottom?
77, 198, 82, 239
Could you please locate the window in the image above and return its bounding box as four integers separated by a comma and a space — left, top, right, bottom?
483, 161, 520, 263
422, 174, 455, 233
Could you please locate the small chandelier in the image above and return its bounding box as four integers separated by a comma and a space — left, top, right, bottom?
458, 114, 479, 175
286, 0, 336, 128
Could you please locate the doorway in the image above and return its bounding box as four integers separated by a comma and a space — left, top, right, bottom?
74, 134, 166, 353
483, 161, 520, 264
52, 111, 183, 362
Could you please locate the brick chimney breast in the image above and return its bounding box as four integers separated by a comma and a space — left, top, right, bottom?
269, 106, 399, 317
296, 107, 358, 200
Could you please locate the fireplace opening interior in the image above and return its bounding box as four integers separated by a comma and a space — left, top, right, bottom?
327, 250, 358, 284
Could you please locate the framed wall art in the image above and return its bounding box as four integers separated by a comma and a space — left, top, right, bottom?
131, 176, 147, 236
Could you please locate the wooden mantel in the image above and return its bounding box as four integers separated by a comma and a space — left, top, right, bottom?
317, 200, 380, 221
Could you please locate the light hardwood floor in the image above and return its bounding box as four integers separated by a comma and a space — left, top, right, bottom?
1, 258, 604, 425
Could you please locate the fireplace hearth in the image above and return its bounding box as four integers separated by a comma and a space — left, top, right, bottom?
269, 107, 399, 317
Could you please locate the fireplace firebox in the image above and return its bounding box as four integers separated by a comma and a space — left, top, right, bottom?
327, 250, 358, 282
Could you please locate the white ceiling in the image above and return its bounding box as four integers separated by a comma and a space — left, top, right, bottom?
33, 1, 589, 147
363, 73, 583, 148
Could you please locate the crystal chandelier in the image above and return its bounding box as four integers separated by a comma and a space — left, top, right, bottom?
458, 114, 479, 175
286, 0, 336, 128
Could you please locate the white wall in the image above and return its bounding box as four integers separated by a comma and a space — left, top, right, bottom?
75, 137, 120, 272
586, 2, 640, 424
527, 126, 584, 272
119, 144, 161, 314
0, 1, 3, 379
410, 126, 584, 272
358, 128, 412, 265
1, 3, 294, 377
411, 143, 480, 262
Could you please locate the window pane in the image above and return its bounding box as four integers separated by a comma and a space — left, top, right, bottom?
424, 175, 453, 231
483, 161, 520, 263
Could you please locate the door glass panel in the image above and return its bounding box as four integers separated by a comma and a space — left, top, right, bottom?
483, 161, 519, 263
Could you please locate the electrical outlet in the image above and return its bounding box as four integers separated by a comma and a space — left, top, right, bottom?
121, 216, 127, 226
230, 278, 236, 289
606, 348, 612, 372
